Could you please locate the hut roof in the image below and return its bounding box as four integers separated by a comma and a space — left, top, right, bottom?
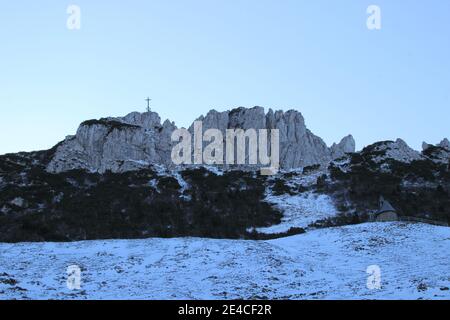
378, 197, 396, 215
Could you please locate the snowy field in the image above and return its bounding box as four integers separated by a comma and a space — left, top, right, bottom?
0, 222, 449, 300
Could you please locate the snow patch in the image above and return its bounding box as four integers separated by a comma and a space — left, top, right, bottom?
256, 192, 339, 234
172, 171, 191, 201
203, 165, 224, 176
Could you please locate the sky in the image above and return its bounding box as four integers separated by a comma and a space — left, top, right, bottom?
0, 0, 449, 154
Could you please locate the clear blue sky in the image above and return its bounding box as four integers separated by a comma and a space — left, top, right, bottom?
0, 0, 449, 154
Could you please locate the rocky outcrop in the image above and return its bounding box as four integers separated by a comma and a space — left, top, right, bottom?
266, 108, 331, 168
439, 138, 450, 149
190, 107, 355, 169
385, 139, 424, 163
367, 139, 423, 164
422, 138, 450, 152
47, 112, 176, 173
328, 139, 450, 227
47, 107, 356, 173
331, 135, 356, 159
422, 138, 450, 164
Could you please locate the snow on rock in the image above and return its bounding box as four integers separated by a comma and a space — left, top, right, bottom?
256, 192, 339, 234
151, 164, 170, 176
10, 197, 26, 208
438, 138, 450, 149
329, 155, 352, 173
119, 159, 152, 172
171, 171, 191, 200
373, 139, 423, 163
256, 169, 338, 234
422, 139, 450, 164
203, 165, 225, 176
0, 222, 448, 300
148, 179, 159, 192
284, 168, 325, 188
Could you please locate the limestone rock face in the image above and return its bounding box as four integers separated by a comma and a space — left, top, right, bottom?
189, 107, 356, 169
438, 138, 450, 149
47, 107, 356, 173
386, 139, 423, 162
422, 138, 450, 164
47, 112, 177, 173
370, 139, 423, 163
423, 138, 449, 151
331, 135, 356, 159
267, 109, 327, 168
422, 142, 431, 152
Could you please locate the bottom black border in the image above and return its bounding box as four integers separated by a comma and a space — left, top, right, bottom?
0, 300, 448, 318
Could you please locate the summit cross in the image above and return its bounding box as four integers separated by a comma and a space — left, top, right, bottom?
145, 97, 152, 112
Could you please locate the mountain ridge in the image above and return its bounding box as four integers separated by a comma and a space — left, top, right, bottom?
46, 107, 356, 173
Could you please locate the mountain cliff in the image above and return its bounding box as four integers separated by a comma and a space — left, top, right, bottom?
47, 112, 176, 173
46, 107, 355, 173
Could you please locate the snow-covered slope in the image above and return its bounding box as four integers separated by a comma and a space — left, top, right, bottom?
256, 169, 339, 234
1, 222, 449, 300
256, 192, 338, 234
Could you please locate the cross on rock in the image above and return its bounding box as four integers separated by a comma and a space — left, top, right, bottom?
145, 97, 152, 112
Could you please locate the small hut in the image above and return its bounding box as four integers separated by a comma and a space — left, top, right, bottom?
375, 196, 398, 222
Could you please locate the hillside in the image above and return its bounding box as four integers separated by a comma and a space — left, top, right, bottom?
1, 222, 449, 300
0, 109, 449, 242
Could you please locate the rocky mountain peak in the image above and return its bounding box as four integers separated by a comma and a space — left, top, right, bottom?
422, 138, 450, 164
46, 111, 177, 173
363, 139, 423, 164
331, 135, 356, 159
189, 107, 356, 169
439, 138, 450, 149
46, 107, 356, 173
120, 111, 162, 128
382, 138, 423, 163
423, 138, 449, 151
